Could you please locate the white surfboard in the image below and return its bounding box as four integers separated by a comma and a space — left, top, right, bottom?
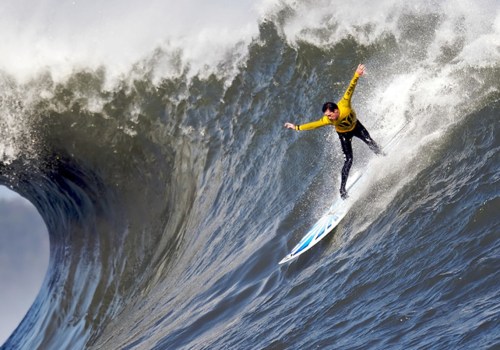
278, 172, 360, 265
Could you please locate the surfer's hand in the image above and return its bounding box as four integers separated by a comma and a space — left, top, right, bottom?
356, 64, 366, 76
284, 122, 296, 130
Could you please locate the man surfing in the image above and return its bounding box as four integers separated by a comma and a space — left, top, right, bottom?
284, 64, 383, 199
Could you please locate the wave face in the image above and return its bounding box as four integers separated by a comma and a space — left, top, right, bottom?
1, 0, 499, 349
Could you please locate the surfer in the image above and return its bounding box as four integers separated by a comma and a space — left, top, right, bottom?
284, 64, 383, 199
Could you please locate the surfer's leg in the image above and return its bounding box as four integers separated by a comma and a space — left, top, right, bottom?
338, 133, 353, 199
355, 121, 383, 155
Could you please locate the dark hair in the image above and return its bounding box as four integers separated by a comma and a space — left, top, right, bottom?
322, 102, 338, 113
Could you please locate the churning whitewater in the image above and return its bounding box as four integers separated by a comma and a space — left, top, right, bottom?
1, 0, 499, 349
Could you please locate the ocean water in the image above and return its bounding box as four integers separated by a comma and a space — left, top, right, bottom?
1, 0, 499, 349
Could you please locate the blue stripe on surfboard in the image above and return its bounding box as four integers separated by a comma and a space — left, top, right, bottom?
280, 206, 350, 264
291, 220, 324, 255
290, 213, 339, 256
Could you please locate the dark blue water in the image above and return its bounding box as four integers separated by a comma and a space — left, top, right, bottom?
1, 1, 499, 349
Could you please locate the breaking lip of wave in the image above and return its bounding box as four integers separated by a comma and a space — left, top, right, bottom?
1, 0, 498, 167
1, 0, 498, 83
0, 0, 266, 82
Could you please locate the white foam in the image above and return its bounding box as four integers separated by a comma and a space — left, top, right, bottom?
265, 0, 498, 69
0, 0, 265, 82
1, 0, 497, 82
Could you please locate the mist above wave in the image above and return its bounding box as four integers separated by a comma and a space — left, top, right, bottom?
0, 0, 264, 81
3, 0, 497, 82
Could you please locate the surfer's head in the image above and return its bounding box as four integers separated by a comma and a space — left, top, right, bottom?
322, 102, 338, 113
322, 102, 339, 121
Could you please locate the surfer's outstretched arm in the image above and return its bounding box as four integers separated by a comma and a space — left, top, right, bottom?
284, 116, 332, 131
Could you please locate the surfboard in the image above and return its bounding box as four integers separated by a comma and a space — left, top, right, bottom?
279, 121, 410, 265
278, 171, 361, 264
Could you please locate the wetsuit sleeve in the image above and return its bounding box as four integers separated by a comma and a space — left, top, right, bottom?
296, 116, 331, 131
340, 71, 360, 107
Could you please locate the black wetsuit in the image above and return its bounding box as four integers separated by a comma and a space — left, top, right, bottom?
337, 121, 382, 198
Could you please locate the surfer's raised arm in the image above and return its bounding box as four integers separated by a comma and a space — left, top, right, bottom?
341, 64, 365, 104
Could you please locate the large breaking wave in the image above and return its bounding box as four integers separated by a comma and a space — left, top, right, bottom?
1, 0, 499, 349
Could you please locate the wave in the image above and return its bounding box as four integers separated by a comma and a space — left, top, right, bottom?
1, 0, 499, 349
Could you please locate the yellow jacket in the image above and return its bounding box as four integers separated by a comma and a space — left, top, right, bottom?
296, 72, 360, 133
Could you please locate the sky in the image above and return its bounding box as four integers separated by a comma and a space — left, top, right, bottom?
0, 186, 49, 346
